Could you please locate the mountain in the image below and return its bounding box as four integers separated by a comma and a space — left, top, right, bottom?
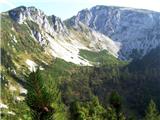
4, 6, 124, 66
66, 5, 160, 60
1, 5, 160, 120
0, 6, 123, 118
8, 6, 67, 33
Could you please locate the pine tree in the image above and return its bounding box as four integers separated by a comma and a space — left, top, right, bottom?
26, 68, 60, 120
109, 91, 122, 120
106, 107, 117, 120
144, 100, 160, 120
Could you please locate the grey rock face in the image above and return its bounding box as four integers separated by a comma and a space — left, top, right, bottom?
67, 5, 160, 59
7, 5, 160, 61
8, 6, 27, 23
49, 15, 68, 33
8, 6, 67, 34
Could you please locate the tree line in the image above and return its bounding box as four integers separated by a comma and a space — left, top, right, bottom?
26, 68, 160, 120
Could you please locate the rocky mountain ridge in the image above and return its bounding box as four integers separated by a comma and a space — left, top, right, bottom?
2, 5, 160, 65
66, 5, 160, 59
3, 6, 123, 66
8, 6, 67, 34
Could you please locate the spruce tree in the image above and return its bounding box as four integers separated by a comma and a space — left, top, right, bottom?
144, 100, 160, 120
109, 91, 122, 120
106, 107, 117, 120
26, 68, 60, 120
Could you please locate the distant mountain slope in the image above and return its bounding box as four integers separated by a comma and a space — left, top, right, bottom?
1, 6, 123, 66
1, 5, 160, 120
66, 5, 160, 60
0, 7, 123, 117
128, 45, 160, 71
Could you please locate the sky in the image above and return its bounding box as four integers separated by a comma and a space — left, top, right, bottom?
0, 0, 160, 20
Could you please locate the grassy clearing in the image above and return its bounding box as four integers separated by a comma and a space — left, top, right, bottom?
79, 49, 125, 66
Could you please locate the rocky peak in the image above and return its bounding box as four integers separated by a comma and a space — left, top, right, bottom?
66, 5, 160, 60
8, 6, 45, 23
75, 9, 91, 25
48, 15, 68, 33
8, 6, 27, 23
8, 6, 67, 34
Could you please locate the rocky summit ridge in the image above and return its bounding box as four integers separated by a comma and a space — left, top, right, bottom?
66, 5, 160, 60
3, 5, 160, 65
8, 6, 68, 35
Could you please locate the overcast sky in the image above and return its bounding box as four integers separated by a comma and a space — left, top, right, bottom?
0, 0, 160, 20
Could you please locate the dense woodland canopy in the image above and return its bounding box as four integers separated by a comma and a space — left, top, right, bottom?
25, 46, 160, 120
1, 45, 160, 120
